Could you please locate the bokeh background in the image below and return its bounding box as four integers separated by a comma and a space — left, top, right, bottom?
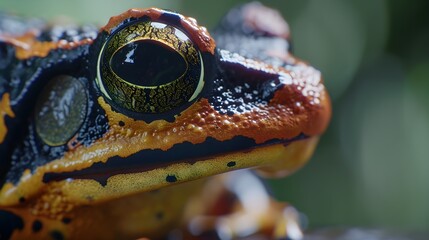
1, 0, 428, 233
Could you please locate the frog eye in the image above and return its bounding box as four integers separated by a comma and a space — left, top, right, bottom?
96, 20, 205, 115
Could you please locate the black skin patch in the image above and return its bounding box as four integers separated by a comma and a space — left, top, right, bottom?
42, 134, 307, 186
4, 52, 110, 186
166, 175, 177, 183
118, 120, 125, 127
32, 220, 43, 233
0, 210, 24, 239
50, 230, 64, 240
19, 197, 26, 203
227, 161, 236, 167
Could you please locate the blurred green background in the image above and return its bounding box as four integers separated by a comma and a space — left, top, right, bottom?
1, 0, 428, 233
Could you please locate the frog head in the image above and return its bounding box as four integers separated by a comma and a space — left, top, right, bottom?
0, 6, 330, 207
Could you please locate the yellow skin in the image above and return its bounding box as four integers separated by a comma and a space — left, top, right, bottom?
0, 3, 331, 240
4, 139, 317, 239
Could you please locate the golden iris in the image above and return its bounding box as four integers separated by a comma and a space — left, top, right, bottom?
97, 20, 204, 114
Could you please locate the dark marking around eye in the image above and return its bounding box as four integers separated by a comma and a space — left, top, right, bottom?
210, 50, 286, 115
32, 220, 43, 233
50, 230, 64, 240
227, 161, 236, 167
61, 217, 72, 224
118, 121, 125, 127
166, 175, 177, 183
6, 97, 109, 185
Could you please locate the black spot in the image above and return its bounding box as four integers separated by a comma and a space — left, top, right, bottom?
118, 121, 125, 127
50, 230, 64, 240
227, 161, 236, 167
19, 197, 26, 203
156, 211, 164, 220
0, 210, 24, 239
32, 220, 43, 233
166, 175, 177, 183
61, 217, 72, 224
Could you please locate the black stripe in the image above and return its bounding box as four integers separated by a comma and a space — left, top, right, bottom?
42, 134, 306, 186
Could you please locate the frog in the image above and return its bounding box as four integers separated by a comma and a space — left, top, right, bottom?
0, 2, 331, 240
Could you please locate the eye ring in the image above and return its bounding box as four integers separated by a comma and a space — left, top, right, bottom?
96, 19, 205, 115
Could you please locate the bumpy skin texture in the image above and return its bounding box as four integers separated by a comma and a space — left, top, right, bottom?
0, 2, 330, 240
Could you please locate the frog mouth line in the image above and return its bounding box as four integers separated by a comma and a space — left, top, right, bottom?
42, 134, 306, 186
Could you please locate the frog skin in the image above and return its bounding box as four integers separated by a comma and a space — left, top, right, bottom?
0, 2, 331, 240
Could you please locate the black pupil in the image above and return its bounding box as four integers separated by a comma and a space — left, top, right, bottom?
111, 40, 187, 86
